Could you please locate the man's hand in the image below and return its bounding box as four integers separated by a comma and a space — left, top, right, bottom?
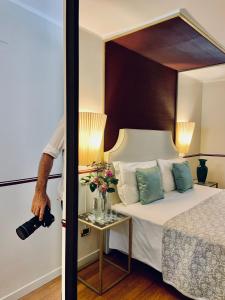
31, 191, 51, 221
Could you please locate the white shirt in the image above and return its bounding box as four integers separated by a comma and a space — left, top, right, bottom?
43, 117, 64, 201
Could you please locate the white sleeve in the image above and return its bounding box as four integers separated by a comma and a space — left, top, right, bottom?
43, 117, 64, 159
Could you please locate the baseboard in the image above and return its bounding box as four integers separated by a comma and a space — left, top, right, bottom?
78, 249, 99, 270
1, 267, 62, 300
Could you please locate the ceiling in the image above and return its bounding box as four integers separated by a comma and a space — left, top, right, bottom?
183, 64, 225, 82
8, 0, 63, 26
80, 0, 225, 47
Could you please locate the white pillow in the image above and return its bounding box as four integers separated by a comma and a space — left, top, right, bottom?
113, 160, 157, 205
157, 158, 185, 192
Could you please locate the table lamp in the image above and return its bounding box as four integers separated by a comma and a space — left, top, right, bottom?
79, 112, 107, 166
79, 112, 107, 212
176, 122, 195, 157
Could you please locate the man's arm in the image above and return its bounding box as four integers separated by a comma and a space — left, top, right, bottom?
31, 153, 54, 221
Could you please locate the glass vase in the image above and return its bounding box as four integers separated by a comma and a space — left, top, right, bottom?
93, 191, 106, 222
104, 192, 112, 221
92, 190, 115, 223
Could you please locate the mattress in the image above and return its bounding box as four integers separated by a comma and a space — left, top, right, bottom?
109, 184, 221, 272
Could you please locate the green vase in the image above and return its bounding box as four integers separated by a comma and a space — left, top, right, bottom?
197, 159, 208, 183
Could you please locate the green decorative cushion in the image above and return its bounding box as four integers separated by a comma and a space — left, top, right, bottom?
172, 161, 193, 193
136, 166, 164, 205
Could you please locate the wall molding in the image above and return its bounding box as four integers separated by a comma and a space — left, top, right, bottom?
1, 266, 61, 300
8, 0, 62, 28
78, 168, 98, 175
200, 153, 225, 157
184, 153, 200, 158
0, 174, 62, 188
78, 249, 99, 270
184, 153, 225, 158
3, 153, 224, 187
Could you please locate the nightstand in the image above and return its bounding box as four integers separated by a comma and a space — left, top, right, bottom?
193, 179, 218, 188
78, 211, 132, 295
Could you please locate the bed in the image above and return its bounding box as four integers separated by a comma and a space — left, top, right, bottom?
105, 129, 225, 300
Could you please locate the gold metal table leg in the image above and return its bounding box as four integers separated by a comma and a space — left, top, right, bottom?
99, 230, 104, 295
128, 218, 132, 273
78, 217, 132, 295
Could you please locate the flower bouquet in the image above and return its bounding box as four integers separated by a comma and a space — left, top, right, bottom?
80, 162, 118, 221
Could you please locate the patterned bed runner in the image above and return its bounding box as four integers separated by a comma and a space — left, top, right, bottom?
162, 190, 225, 300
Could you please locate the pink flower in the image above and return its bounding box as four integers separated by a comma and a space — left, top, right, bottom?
105, 170, 113, 177
92, 177, 99, 184
100, 183, 108, 193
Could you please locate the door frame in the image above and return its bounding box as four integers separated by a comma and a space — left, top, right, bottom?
65, 0, 78, 299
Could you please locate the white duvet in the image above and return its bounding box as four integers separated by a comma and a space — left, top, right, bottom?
109, 184, 221, 272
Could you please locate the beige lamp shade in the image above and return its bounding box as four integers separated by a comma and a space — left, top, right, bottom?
79, 112, 107, 166
176, 122, 195, 155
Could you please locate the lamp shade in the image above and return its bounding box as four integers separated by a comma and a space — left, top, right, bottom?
79, 112, 107, 166
176, 122, 195, 155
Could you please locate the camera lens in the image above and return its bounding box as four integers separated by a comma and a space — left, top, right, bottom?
16, 206, 55, 240
16, 217, 42, 240
16, 225, 30, 240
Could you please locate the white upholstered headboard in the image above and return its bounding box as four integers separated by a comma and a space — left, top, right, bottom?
104, 129, 178, 163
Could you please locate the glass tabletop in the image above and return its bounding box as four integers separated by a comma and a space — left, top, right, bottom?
78, 211, 130, 229
193, 179, 217, 187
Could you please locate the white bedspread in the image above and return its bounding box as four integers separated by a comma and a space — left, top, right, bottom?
109, 184, 221, 272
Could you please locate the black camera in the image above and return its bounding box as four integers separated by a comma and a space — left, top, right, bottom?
16, 206, 55, 240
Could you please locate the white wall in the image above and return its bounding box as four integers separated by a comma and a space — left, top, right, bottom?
0, 181, 62, 300
201, 80, 225, 188
177, 75, 225, 188
0, 1, 63, 298
78, 27, 105, 268
79, 27, 104, 113
0, 0, 63, 181
177, 73, 202, 176
78, 177, 99, 269
177, 73, 202, 155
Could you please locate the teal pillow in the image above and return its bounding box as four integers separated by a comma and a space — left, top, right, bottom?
136, 166, 164, 205
172, 161, 193, 193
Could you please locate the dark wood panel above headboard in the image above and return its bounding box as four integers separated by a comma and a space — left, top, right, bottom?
104, 15, 225, 152
113, 17, 225, 72
104, 42, 177, 151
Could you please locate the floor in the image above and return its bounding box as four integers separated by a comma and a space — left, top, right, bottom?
20, 277, 61, 300
21, 252, 190, 300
